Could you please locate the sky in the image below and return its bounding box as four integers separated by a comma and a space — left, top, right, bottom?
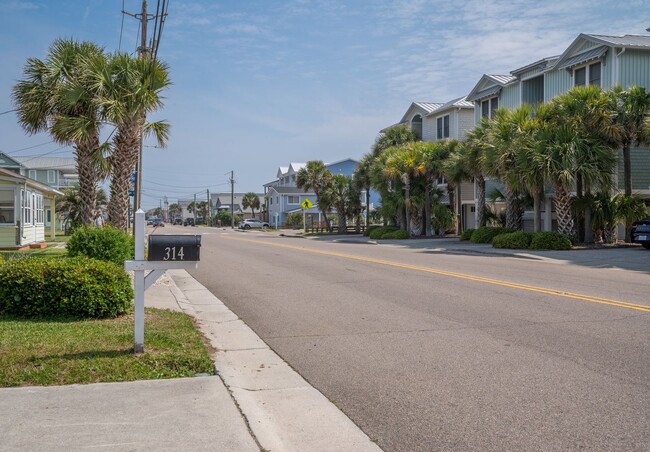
1, 0, 649, 209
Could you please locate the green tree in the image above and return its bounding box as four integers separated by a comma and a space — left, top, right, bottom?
242, 192, 261, 218
13, 39, 105, 226
459, 119, 491, 228
168, 203, 182, 220
56, 185, 107, 233
296, 161, 333, 232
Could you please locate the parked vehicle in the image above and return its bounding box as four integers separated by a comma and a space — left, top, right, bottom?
173, 218, 182, 225
238, 218, 270, 229
152, 219, 165, 227
184, 218, 195, 227
632, 221, 650, 249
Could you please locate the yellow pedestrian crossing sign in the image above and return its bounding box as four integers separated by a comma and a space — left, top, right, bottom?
301, 199, 313, 209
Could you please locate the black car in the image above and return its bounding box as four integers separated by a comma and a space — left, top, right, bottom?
632, 218, 650, 249
183, 218, 195, 226
173, 218, 182, 225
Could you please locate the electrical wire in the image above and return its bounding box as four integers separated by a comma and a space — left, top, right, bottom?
0, 109, 17, 116
3, 140, 56, 155
118, 0, 125, 52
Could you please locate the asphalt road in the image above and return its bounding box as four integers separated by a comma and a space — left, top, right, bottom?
170, 226, 650, 451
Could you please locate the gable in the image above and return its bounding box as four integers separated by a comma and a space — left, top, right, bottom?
0, 152, 22, 169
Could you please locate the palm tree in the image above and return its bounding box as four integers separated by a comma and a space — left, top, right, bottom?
609, 85, 650, 241
89, 52, 171, 231
461, 118, 491, 228
13, 38, 105, 226
242, 192, 260, 218
168, 202, 182, 220
296, 160, 333, 232
323, 174, 354, 233
420, 141, 450, 237
353, 154, 373, 226
56, 185, 107, 233
371, 124, 419, 158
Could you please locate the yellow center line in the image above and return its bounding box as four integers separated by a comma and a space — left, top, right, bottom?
223, 235, 650, 313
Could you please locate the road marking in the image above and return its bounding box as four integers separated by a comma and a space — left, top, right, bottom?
223, 236, 650, 313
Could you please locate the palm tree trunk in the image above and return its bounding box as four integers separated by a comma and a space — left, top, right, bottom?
584, 184, 593, 244
504, 184, 519, 230
623, 141, 633, 242
456, 182, 463, 235
476, 175, 486, 228
109, 121, 141, 232
424, 179, 432, 237
403, 176, 411, 235
533, 187, 542, 233
554, 184, 576, 241
74, 134, 99, 226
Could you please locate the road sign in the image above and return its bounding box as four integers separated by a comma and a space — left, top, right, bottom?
129, 189, 135, 197
301, 199, 313, 209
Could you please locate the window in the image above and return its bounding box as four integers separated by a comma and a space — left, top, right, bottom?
270, 198, 273, 205
574, 62, 601, 87
0, 189, 14, 224
21, 189, 32, 225
436, 115, 450, 139
35, 194, 43, 224
411, 114, 423, 139
47, 170, 56, 184
481, 97, 498, 119
28, 170, 36, 180
287, 195, 299, 204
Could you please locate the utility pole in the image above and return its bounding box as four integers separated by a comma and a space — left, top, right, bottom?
193, 193, 197, 225
133, 1, 149, 216
206, 189, 210, 226
230, 171, 235, 229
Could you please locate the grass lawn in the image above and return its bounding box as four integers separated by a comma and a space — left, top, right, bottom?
0, 308, 215, 387
45, 231, 71, 243
0, 247, 68, 261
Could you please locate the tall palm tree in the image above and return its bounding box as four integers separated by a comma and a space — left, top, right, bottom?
242, 192, 260, 218
419, 141, 449, 237
13, 38, 105, 226
609, 85, 650, 241
443, 141, 469, 235
353, 153, 373, 225
89, 52, 171, 231
296, 160, 333, 232
323, 174, 354, 233
371, 124, 419, 158
461, 118, 491, 228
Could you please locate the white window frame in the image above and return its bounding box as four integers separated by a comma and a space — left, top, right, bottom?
21, 189, 33, 226
28, 170, 37, 180
287, 195, 300, 205
481, 97, 499, 119
35, 194, 44, 224
573, 61, 601, 87
436, 114, 450, 139
47, 170, 56, 184
0, 189, 15, 224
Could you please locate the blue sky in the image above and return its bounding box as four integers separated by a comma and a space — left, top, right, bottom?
1, 0, 649, 209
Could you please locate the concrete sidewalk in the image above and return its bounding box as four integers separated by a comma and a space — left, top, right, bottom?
0, 270, 382, 452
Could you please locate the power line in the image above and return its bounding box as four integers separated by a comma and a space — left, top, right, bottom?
2, 140, 56, 155
119, 0, 126, 51
0, 109, 17, 116
143, 179, 230, 189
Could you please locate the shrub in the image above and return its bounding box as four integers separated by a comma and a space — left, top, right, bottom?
67, 226, 134, 266
0, 257, 133, 318
460, 228, 475, 241
285, 212, 303, 229
368, 226, 399, 239
492, 231, 534, 249
529, 231, 572, 250
470, 226, 515, 244
365, 225, 382, 237
382, 229, 409, 239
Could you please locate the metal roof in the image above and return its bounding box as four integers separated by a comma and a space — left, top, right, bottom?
466, 84, 502, 102
486, 74, 517, 85
557, 46, 607, 70
426, 96, 473, 116
413, 102, 444, 114
510, 56, 560, 76
0, 167, 63, 196
267, 186, 313, 195
13, 155, 76, 171
586, 33, 650, 49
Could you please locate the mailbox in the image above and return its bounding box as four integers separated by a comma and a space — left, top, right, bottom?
148, 235, 201, 261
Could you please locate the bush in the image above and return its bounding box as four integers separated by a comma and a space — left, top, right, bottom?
67, 226, 134, 266
529, 231, 572, 250
368, 226, 399, 239
365, 225, 382, 237
470, 226, 515, 244
285, 212, 303, 229
460, 228, 475, 241
492, 231, 534, 249
0, 257, 133, 318
382, 229, 409, 240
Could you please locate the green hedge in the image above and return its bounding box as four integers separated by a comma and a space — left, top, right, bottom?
460, 228, 475, 241
492, 231, 534, 249
368, 226, 399, 239
365, 225, 383, 237
470, 227, 515, 244
0, 257, 133, 319
529, 231, 572, 250
382, 229, 409, 239
67, 227, 134, 266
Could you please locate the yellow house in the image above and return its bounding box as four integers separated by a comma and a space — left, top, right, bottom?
0, 167, 62, 249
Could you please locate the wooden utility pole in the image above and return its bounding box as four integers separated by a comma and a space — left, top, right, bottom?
230, 171, 235, 229
133, 1, 148, 214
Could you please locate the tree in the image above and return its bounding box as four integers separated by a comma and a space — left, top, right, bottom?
168, 203, 182, 219
460, 119, 491, 228
420, 141, 450, 237
353, 154, 373, 226
296, 161, 333, 232
56, 185, 107, 233
13, 38, 105, 226
242, 192, 261, 218
609, 85, 650, 241
90, 52, 171, 231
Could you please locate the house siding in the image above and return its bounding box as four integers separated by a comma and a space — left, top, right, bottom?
460, 181, 475, 202
618, 146, 650, 191
619, 49, 650, 90
544, 69, 572, 101
0, 227, 17, 247
422, 115, 437, 141
500, 84, 520, 109
457, 110, 475, 140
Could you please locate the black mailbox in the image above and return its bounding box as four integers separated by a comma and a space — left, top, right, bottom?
148, 235, 201, 261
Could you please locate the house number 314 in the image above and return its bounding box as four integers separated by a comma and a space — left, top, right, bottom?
163, 246, 185, 260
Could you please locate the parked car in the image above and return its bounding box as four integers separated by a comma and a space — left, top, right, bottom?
152, 219, 164, 227
173, 218, 182, 225
238, 218, 270, 229
632, 219, 650, 249
184, 218, 195, 227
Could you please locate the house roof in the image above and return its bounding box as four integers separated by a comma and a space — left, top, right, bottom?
326, 157, 359, 167
13, 155, 76, 171
465, 74, 517, 102
510, 56, 560, 76
556, 45, 608, 70
277, 166, 289, 177
0, 167, 63, 196
425, 96, 474, 116
0, 152, 22, 168
268, 186, 313, 195
399, 102, 444, 123
553, 33, 650, 71
289, 163, 306, 173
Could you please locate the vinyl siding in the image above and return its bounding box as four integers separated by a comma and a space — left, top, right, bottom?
460, 181, 474, 202
576, 40, 601, 53
618, 146, 650, 191
600, 50, 614, 90
457, 110, 475, 140
500, 84, 520, 109
422, 115, 437, 141
0, 227, 17, 247
618, 49, 650, 90
544, 69, 572, 101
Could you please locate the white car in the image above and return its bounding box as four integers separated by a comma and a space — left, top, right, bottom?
238, 218, 270, 229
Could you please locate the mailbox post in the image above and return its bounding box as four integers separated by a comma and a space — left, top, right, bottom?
125, 210, 201, 353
